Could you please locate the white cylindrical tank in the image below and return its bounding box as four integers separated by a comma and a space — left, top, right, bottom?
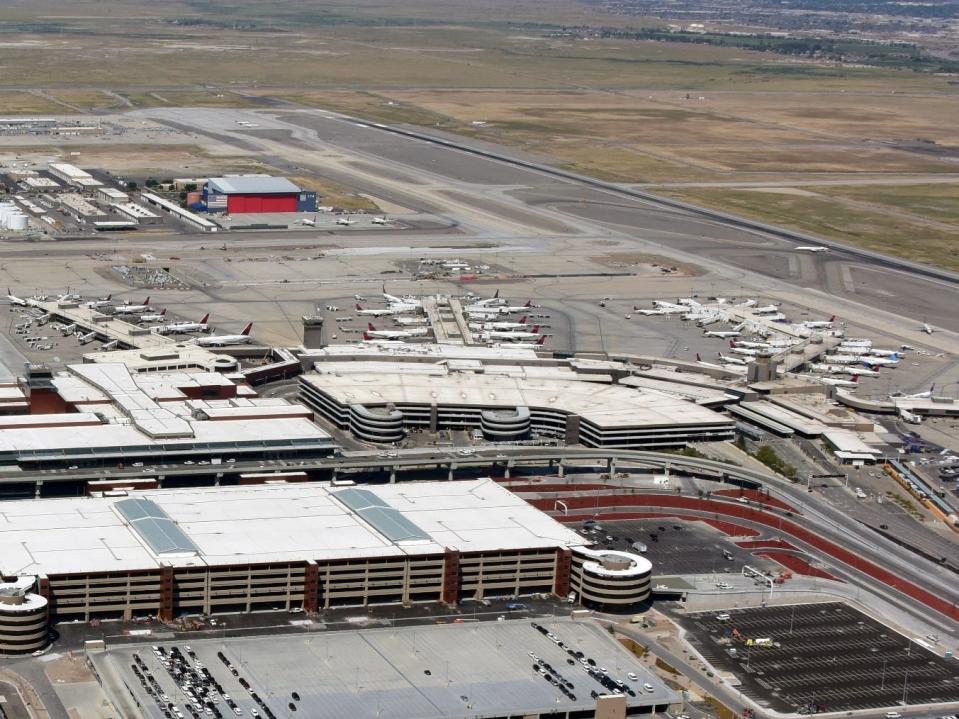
7, 214, 28, 231
0, 202, 14, 228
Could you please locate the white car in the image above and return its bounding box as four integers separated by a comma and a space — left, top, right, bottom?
643, 683, 654, 693
627, 672, 638, 681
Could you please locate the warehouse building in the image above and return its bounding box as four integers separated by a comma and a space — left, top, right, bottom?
0, 479, 651, 645
47, 162, 102, 190
202, 175, 316, 214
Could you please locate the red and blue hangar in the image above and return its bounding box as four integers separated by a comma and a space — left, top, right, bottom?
202, 175, 317, 213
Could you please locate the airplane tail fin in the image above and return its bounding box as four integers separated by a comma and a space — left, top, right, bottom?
525, 300, 532, 307
494, 289, 500, 299
200, 313, 209, 324
829, 315, 835, 322
536, 335, 546, 345
106, 294, 111, 301
368, 322, 376, 331
696, 353, 702, 362
356, 303, 363, 311
160, 308, 166, 316
144, 297, 150, 306
729, 340, 735, 348
519, 316, 527, 324
240, 322, 253, 336
363, 332, 371, 341
531, 326, 540, 334
852, 374, 859, 382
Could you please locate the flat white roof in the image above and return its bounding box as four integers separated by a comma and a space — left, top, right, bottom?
0, 479, 585, 575
303, 367, 732, 429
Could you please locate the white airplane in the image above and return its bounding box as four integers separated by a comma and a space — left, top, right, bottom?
795, 245, 829, 253
922, 323, 935, 335
468, 290, 503, 308
138, 309, 167, 323
815, 375, 859, 388
364, 323, 429, 340
890, 385, 934, 400
469, 316, 530, 331
354, 294, 366, 301
703, 330, 740, 339
636, 307, 675, 316
813, 363, 879, 377
298, 218, 316, 227
802, 315, 835, 329
155, 313, 210, 335
192, 322, 254, 347
822, 354, 860, 365
696, 316, 722, 327
383, 290, 422, 308
717, 353, 747, 365
752, 305, 780, 315
731, 340, 770, 349
729, 346, 760, 357
694, 354, 746, 375
492, 337, 547, 348
335, 217, 356, 226
113, 296, 151, 314
863, 348, 899, 358
5, 288, 30, 307
481, 327, 541, 341
371, 217, 389, 225
84, 294, 112, 309
354, 303, 393, 317
859, 354, 899, 367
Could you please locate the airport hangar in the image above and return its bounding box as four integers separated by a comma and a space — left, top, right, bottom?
0, 479, 652, 653
200, 176, 316, 213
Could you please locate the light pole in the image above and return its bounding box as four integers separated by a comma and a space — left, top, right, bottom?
880, 658, 886, 690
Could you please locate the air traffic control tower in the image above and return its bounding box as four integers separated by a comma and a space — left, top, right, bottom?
302, 311, 325, 349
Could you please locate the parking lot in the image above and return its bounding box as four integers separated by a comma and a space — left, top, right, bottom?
94, 619, 677, 719
584, 519, 776, 576
678, 602, 959, 712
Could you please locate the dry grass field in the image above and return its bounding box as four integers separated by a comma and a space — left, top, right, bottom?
0, 0, 956, 268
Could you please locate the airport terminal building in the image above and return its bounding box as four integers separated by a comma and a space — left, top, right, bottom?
0, 479, 651, 650
299, 358, 735, 448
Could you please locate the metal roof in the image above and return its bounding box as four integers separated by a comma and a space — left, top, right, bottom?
206, 176, 301, 194
115, 498, 200, 556
334, 488, 431, 542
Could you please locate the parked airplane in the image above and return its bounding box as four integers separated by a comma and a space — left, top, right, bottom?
481, 327, 541, 341
371, 217, 389, 225
192, 323, 254, 347
365, 323, 429, 340
695, 354, 746, 375
5, 288, 30, 307
752, 305, 780, 315
811, 363, 879, 377
815, 375, 859, 388
801, 315, 835, 329
922, 323, 935, 335
335, 217, 356, 226
138, 309, 167, 323
113, 297, 151, 314
155, 314, 210, 335
298, 218, 316, 227
795, 245, 829, 253
717, 353, 747, 365
84, 294, 112, 309
890, 385, 934, 400
492, 336, 546, 348
859, 355, 899, 367
355, 303, 395, 317
469, 316, 529, 331
822, 354, 860, 365
703, 330, 741, 339
730, 340, 770, 350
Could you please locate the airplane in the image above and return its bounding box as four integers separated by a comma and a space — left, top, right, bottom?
84, 294, 112, 309
138, 309, 167, 323
815, 374, 859, 388
717, 353, 747, 365
192, 323, 254, 347
469, 316, 529, 331
728, 346, 760, 357
811, 363, 879, 377
5, 288, 30, 307
335, 217, 356, 226
468, 290, 502, 308
382, 289, 422, 309
480, 327, 541, 341
492, 336, 546, 348
795, 245, 829, 253
696, 316, 722, 327
371, 217, 389, 225
730, 340, 770, 349
298, 218, 315, 227
863, 348, 899, 358
859, 354, 899, 367
355, 303, 393, 317
752, 305, 780, 315
922, 323, 935, 335
801, 315, 835, 329
703, 330, 741, 339
354, 294, 366, 301
365, 322, 429, 340
637, 307, 676, 316
822, 354, 860, 365
155, 313, 210, 335
694, 354, 746, 375
890, 385, 934, 400
113, 297, 151, 314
